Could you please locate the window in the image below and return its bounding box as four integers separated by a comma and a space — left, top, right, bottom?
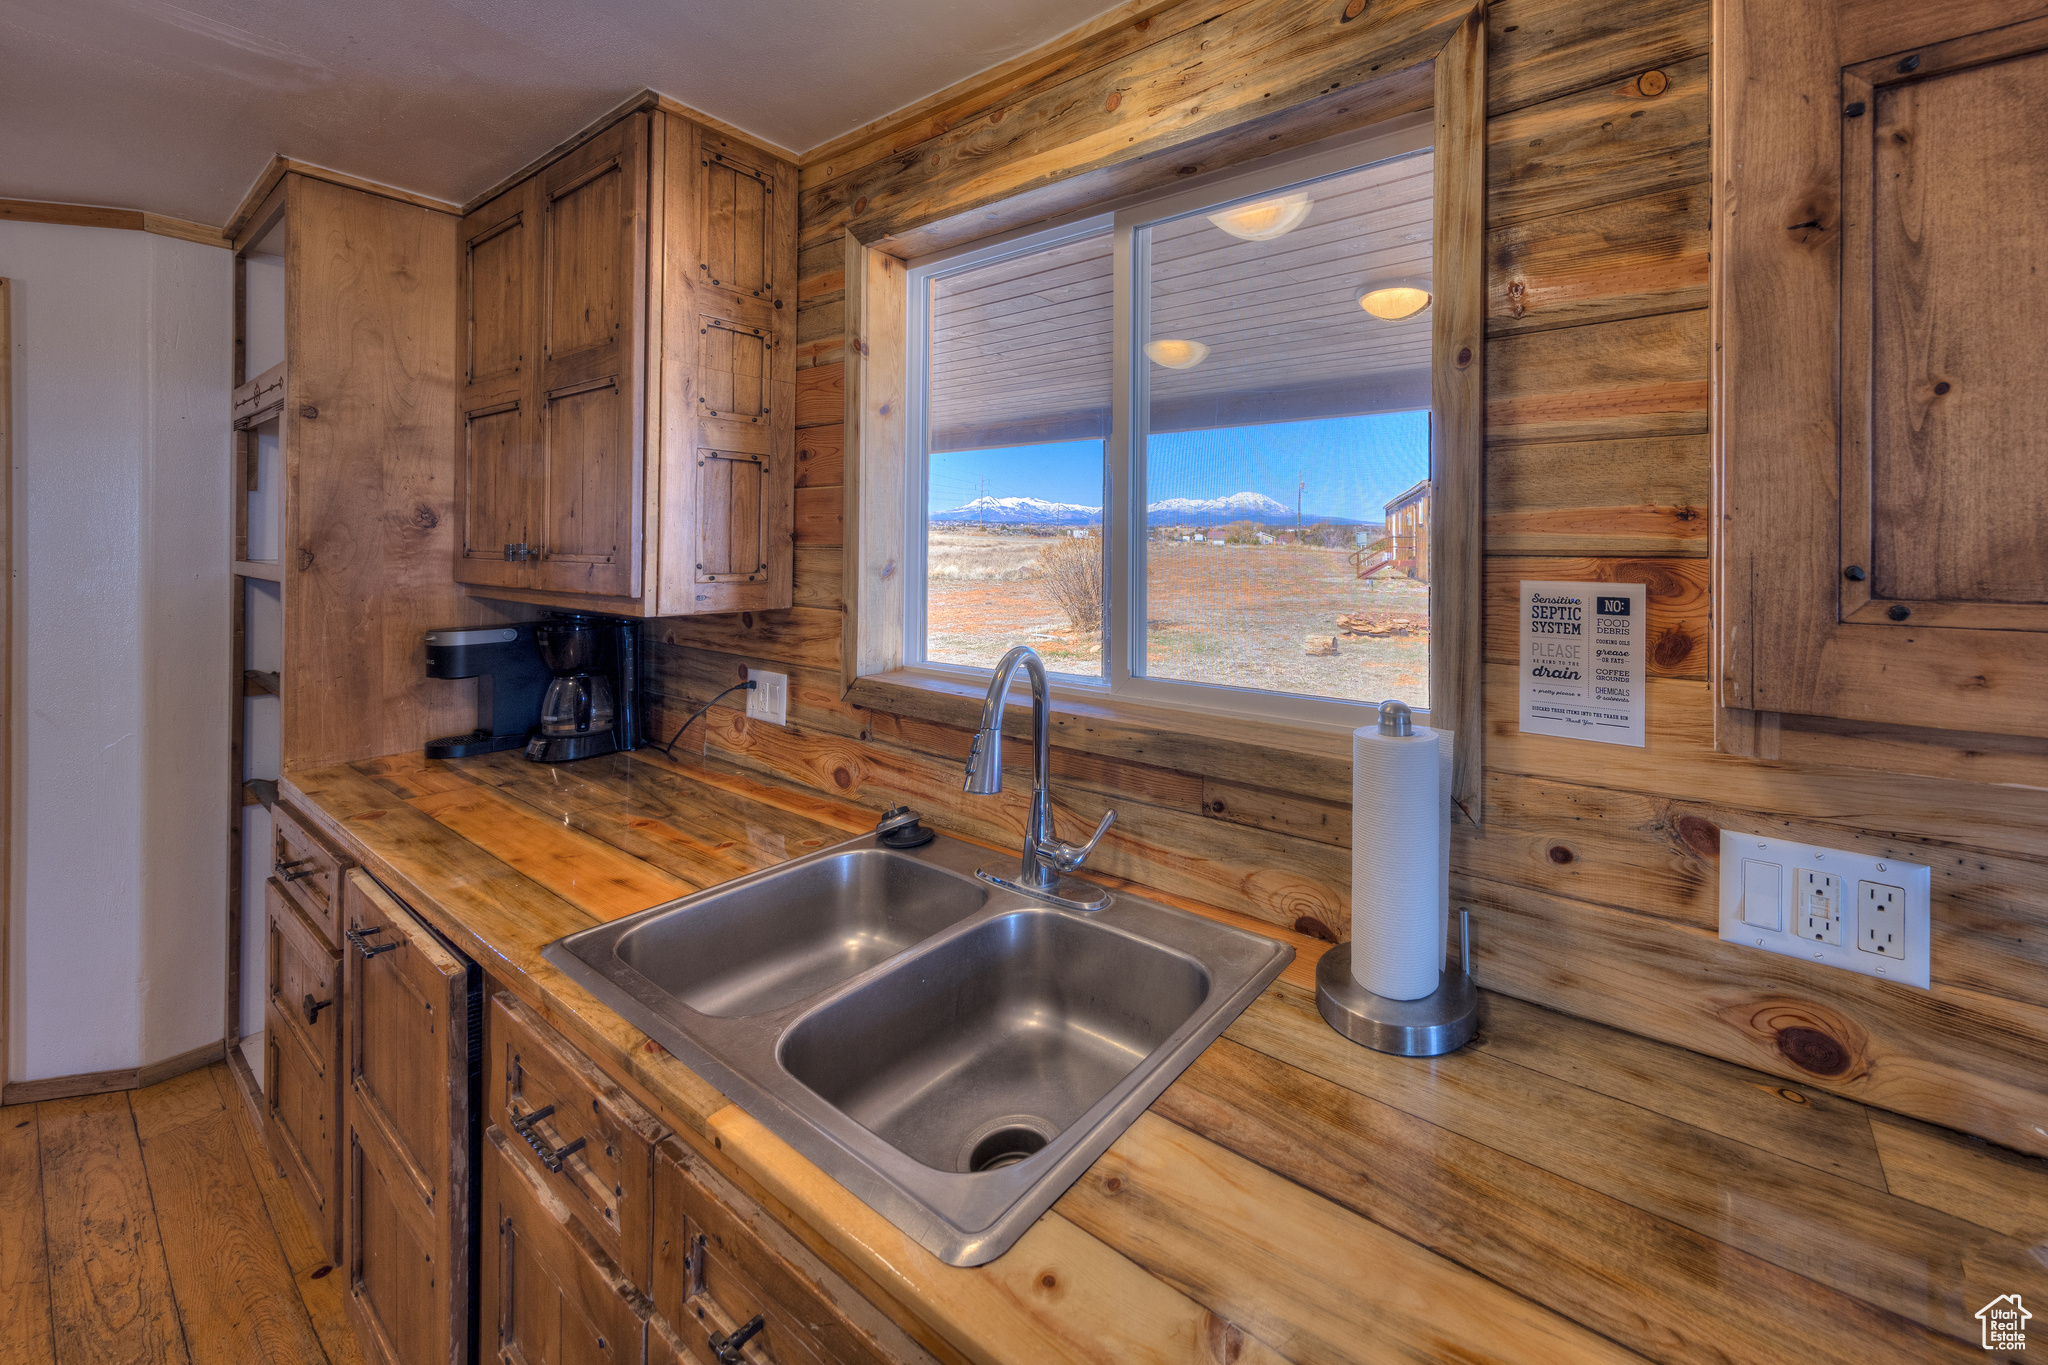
905, 117, 1439, 725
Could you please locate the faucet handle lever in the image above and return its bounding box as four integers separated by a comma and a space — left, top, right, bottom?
1045, 809, 1116, 873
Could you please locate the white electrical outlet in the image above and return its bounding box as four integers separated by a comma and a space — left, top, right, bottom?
744, 668, 788, 726
1858, 881, 1906, 960
1796, 868, 1841, 946
749, 671, 786, 724
1718, 832, 1930, 988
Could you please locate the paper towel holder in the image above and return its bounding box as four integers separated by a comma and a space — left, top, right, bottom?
1315, 908, 1479, 1057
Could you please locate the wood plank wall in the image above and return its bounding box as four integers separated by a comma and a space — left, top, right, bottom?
642, 0, 2048, 1157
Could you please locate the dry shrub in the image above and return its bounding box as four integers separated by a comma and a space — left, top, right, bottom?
1037, 534, 1104, 632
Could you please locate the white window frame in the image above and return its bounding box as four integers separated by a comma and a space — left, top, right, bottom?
902, 114, 1438, 730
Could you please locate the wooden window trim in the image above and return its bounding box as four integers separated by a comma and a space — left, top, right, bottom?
846, 666, 1357, 803
841, 17, 1486, 822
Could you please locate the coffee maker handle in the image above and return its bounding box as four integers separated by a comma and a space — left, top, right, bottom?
575, 685, 593, 734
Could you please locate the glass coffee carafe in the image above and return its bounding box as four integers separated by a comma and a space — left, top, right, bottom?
527, 614, 630, 762
539, 671, 615, 737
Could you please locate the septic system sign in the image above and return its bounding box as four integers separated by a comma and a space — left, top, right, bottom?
1517, 580, 1646, 747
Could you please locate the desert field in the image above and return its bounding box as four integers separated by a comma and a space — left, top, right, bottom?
924, 530, 1428, 705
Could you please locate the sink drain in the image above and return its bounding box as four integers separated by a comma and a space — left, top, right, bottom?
962, 1120, 1053, 1173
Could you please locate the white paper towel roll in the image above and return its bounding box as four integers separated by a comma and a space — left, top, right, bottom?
1352, 722, 1450, 1000
1438, 730, 1454, 972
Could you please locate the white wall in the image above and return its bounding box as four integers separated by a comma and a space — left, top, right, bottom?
2, 221, 231, 1083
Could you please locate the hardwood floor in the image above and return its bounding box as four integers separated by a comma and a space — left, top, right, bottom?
0, 1061, 362, 1365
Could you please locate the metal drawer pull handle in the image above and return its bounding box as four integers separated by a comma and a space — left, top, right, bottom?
301, 994, 333, 1025
508, 1103, 586, 1173
345, 926, 398, 958
275, 857, 317, 883
711, 1316, 766, 1364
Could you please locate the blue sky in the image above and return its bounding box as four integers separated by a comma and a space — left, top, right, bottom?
928, 410, 1430, 521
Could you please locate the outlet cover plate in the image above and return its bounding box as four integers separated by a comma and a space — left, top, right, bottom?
745, 669, 788, 726
1718, 831, 1930, 989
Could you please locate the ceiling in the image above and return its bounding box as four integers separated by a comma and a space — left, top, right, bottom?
0, 0, 1122, 228
929, 149, 1434, 449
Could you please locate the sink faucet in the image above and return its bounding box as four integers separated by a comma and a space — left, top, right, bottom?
963, 645, 1116, 909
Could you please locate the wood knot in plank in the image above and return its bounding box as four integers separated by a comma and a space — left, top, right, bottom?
1547, 844, 1575, 864
1652, 626, 1696, 670
1776, 1027, 1853, 1076
1724, 999, 1870, 1080
1505, 279, 1527, 317
1292, 915, 1339, 942
1675, 814, 1720, 860
1205, 1315, 1246, 1363
1340, 0, 1369, 19
1635, 69, 1669, 97
1105, 92, 1122, 112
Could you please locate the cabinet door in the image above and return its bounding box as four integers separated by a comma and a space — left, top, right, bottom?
264, 879, 342, 1260
457, 181, 543, 590
482, 1126, 649, 1365
1718, 2, 2048, 744
658, 118, 797, 617
698, 146, 777, 302
538, 113, 647, 599
342, 869, 475, 1365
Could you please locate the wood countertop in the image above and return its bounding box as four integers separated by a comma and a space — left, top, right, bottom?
284, 747, 2047, 1365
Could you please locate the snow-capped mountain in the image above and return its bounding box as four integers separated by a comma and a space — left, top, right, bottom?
929, 490, 1367, 526
1143, 492, 1294, 524
929, 495, 1102, 525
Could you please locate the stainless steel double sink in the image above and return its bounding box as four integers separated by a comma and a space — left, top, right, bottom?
543, 822, 1293, 1265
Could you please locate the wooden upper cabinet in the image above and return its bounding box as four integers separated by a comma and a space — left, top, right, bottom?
460, 181, 543, 589
1716, 0, 2048, 752
451, 108, 795, 616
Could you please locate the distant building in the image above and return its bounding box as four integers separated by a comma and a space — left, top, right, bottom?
1383, 479, 1431, 582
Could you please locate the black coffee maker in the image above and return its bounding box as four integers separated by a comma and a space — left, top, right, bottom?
524, 614, 641, 763
422, 624, 553, 759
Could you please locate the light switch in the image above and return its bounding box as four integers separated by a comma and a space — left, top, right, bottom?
1741, 859, 1783, 930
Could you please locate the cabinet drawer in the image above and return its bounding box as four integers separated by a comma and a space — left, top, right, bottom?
271, 801, 348, 945
264, 879, 342, 1259
489, 992, 664, 1289
651, 1137, 928, 1365
483, 1125, 649, 1365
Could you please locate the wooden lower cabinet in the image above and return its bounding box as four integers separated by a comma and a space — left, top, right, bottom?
481, 992, 931, 1365
322, 881, 930, 1365
489, 993, 664, 1288
650, 1137, 923, 1365
263, 878, 343, 1258
482, 1124, 651, 1365
342, 869, 479, 1365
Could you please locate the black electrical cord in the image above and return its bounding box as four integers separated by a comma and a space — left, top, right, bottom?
654, 679, 756, 756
